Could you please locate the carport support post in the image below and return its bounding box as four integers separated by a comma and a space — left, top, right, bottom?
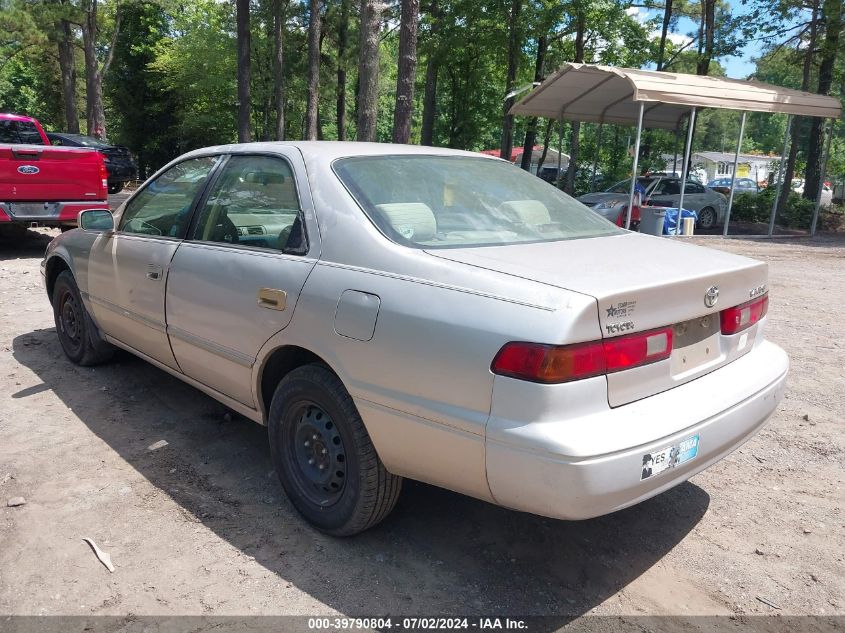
676, 107, 697, 235
810, 119, 833, 236
590, 123, 603, 192
672, 123, 680, 175
723, 111, 747, 237
625, 102, 645, 229
557, 113, 564, 189
768, 114, 793, 236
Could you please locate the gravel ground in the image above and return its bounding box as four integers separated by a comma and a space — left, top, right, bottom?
0, 229, 842, 622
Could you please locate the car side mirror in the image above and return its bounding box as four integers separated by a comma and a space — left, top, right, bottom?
78, 209, 115, 232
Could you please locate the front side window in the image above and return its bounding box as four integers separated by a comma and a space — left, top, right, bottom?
655, 180, 681, 195
120, 156, 219, 237
334, 155, 620, 248
191, 155, 306, 253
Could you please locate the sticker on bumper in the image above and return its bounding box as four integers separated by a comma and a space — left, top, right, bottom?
640, 434, 700, 480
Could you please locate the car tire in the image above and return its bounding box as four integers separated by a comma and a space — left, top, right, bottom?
698, 207, 717, 229
268, 364, 402, 536
108, 183, 124, 195
52, 271, 114, 366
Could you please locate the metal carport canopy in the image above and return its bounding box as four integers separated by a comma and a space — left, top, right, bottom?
510, 63, 843, 128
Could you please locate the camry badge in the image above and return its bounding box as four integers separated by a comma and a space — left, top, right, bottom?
704, 286, 719, 308
17, 165, 40, 175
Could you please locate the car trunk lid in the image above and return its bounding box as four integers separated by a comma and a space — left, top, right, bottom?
427, 232, 768, 406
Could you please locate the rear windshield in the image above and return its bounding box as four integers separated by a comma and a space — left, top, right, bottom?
60, 134, 110, 148
0, 120, 44, 145
333, 155, 621, 248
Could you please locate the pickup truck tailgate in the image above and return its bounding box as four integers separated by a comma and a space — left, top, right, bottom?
0, 144, 106, 202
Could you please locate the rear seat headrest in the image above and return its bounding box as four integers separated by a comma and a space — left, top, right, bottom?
375, 203, 437, 242
500, 200, 551, 225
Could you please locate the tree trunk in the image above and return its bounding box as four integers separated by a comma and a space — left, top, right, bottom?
534, 118, 553, 174
696, 0, 715, 75
236, 0, 251, 143
57, 19, 80, 134
804, 0, 841, 200
777, 0, 819, 216
656, 0, 673, 71
520, 35, 546, 171
356, 0, 384, 141
305, 0, 321, 140
392, 0, 419, 144
273, 0, 285, 140
336, 0, 349, 140
499, 0, 523, 161
81, 0, 107, 139
564, 10, 585, 194
420, 0, 441, 146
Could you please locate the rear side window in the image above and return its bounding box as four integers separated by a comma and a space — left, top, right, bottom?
0, 120, 45, 145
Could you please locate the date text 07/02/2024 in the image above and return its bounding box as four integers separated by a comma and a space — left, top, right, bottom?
308, 617, 528, 630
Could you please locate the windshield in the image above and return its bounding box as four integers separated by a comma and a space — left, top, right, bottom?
605, 177, 655, 194
333, 155, 621, 248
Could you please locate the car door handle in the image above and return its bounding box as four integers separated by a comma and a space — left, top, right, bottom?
257, 288, 287, 311
146, 264, 163, 281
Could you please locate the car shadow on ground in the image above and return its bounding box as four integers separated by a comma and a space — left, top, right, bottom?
0, 228, 54, 261
12, 329, 710, 624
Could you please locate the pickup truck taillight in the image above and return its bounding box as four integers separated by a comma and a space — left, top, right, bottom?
491, 327, 673, 384
720, 294, 768, 335
98, 157, 109, 193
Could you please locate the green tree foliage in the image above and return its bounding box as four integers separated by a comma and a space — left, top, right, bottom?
0, 0, 840, 189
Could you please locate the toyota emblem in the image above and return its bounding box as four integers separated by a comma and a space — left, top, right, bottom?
704, 286, 719, 308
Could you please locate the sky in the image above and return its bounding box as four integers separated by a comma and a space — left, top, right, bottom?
631, 0, 766, 79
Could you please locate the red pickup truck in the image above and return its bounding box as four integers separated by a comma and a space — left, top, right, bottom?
1, 113, 109, 232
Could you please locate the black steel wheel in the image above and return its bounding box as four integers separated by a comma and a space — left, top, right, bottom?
52, 271, 114, 366
268, 364, 402, 536
287, 402, 348, 506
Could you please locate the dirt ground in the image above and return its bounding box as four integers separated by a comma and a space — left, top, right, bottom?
0, 229, 843, 623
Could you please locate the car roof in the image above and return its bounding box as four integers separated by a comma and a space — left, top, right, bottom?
0, 113, 37, 123
180, 141, 498, 163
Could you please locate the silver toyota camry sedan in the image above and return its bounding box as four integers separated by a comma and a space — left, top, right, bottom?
41, 142, 789, 535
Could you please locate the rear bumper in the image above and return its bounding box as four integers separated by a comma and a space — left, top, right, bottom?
486, 340, 788, 520
0, 200, 109, 226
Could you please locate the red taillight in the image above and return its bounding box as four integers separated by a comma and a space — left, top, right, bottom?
491, 341, 606, 384
0, 207, 10, 222
491, 326, 673, 384
720, 294, 768, 335
604, 327, 673, 372
98, 155, 109, 192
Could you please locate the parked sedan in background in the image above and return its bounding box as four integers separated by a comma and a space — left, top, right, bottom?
579, 176, 727, 229
42, 142, 787, 535
707, 177, 759, 196
47, 132, 137, 194
792, 178, 833, 208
